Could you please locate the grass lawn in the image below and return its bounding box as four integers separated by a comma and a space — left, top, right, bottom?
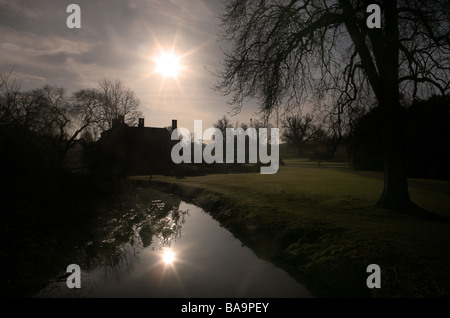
132, 165, 450, 297
283, 157, 348, 168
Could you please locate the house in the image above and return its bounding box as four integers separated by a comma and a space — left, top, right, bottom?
96, 116, 177, 176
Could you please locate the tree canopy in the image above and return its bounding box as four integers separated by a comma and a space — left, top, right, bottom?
0, 72, 142, 171
216, 0, 450, 211
216, 0, 449, 117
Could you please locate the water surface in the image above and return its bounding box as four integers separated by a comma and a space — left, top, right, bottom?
36, 188, 312, 298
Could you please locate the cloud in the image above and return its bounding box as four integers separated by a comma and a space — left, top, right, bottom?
0, 0, 41, 19
0, 0, 257, 127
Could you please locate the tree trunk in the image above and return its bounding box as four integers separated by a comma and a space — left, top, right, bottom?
376, 100, 413, 211
376, 0, 414, 212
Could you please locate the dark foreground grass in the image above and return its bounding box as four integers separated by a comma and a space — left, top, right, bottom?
132, 166, 450, 298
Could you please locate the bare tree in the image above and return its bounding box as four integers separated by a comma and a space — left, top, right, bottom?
281, 113, 321, 154
1, 73, 145, 170
97, 78, 142, 131
30, 85, 97, 165
71, 88, 103, 140
213, 115, 233, 136
31, 85, 71, 138
215, 0, 450, 211
0, 70, 23, 125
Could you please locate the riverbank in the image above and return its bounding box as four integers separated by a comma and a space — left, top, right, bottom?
132, 166, 450, 298
0, 174, 133, 297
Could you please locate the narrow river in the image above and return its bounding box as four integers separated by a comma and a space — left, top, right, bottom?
36, 187, 312, 298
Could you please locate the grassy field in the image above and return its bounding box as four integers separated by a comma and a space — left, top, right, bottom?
283, 157, 349, 168
132, 165, 450, 297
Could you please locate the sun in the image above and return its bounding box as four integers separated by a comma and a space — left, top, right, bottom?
162, 248, 175, 265
154, 51, 182, 79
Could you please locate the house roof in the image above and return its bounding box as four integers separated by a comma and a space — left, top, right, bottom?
100, 123, 170, 142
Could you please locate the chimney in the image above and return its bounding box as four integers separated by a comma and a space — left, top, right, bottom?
138, 118, 144, 128
172, 119, 177, 131
112, 118, 119, 129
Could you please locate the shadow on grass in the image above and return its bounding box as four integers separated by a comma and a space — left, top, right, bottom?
407, 204, 450, 225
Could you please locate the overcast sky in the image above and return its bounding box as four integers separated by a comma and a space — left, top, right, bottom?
0, 0, 259, 131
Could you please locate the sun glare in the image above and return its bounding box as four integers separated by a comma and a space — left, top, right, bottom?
154, 51, 181, 79
163, 249, 175, 265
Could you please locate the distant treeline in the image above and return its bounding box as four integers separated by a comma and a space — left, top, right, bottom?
0, 73, 144, 297
348, 95, 450, 180
0, 73, 144, 201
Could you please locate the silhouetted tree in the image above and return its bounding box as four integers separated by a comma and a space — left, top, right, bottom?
71, 88, 102, 141
213, 115, 233, 136
349, 94, 450, 179
281, 113, 320, 155
0, 80, 87, 167
96, 78, 142, 131
0, 70, 23, 125
406, 95, 450, 179
216, 0, 450, 211
1, 72, 144, 171
311, 128, 336, 166
348, 106, 384, 170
